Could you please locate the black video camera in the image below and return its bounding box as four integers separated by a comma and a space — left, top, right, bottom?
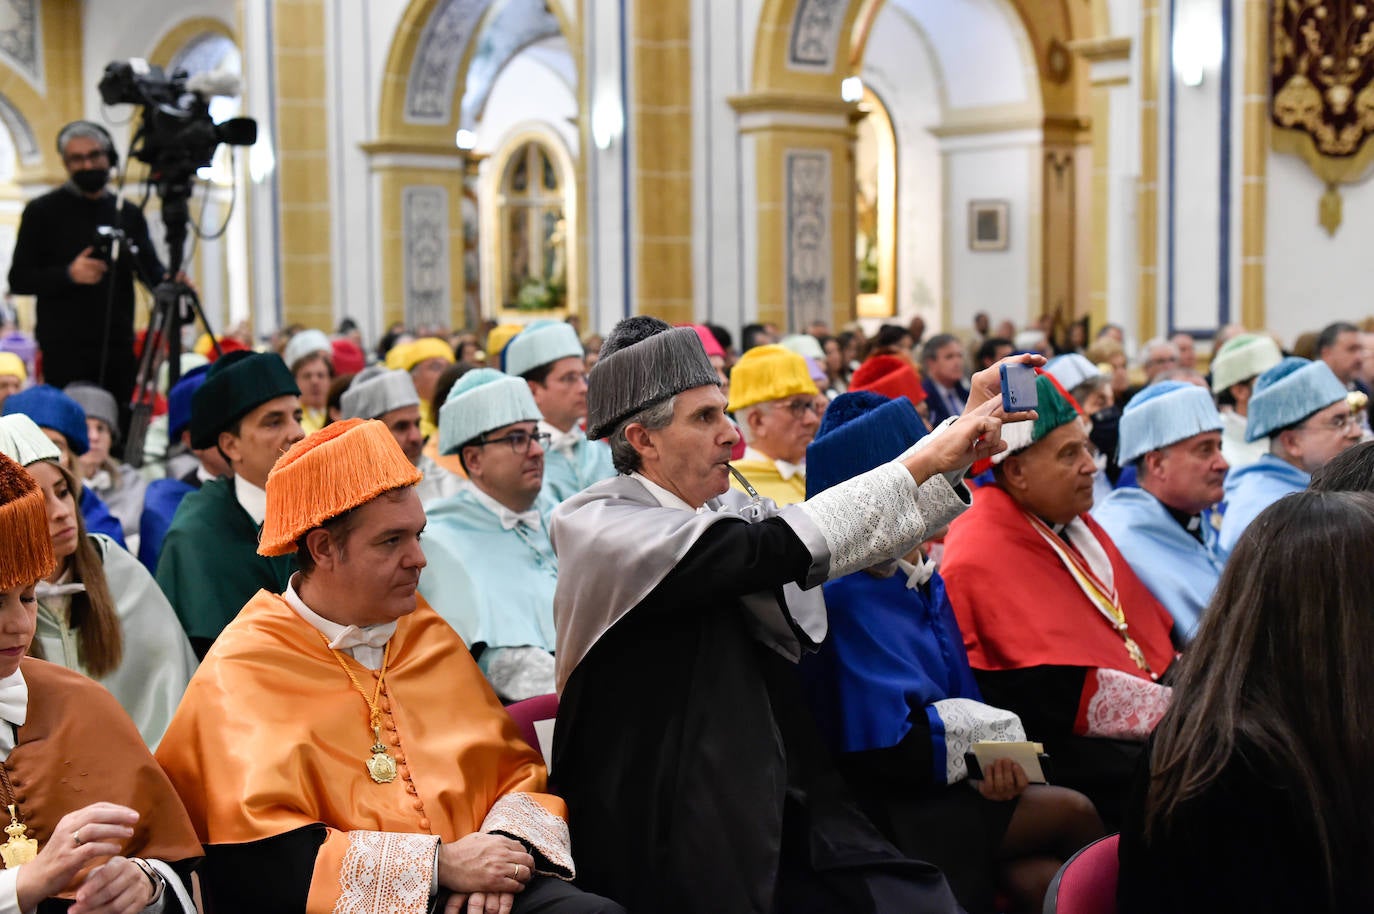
89, 225, 126, 264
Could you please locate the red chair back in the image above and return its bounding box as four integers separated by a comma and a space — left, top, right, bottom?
504, 692, 559, 758
1043, 833, 1119, 914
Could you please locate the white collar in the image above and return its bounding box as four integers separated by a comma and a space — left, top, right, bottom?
283, 574, 396, 670
234, 476, 268, 526
539, 419, 583, 456
742, 446, 805, 482
467, 483, 543, 531
196, 465, 219, 484
630, 471, 701, 513
0, 668, 27, 729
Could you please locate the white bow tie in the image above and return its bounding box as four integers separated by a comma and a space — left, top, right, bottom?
0, 672, 28, 728
328, 623, 396, 652
499, 508, 543, 531
546, 426, 582, 457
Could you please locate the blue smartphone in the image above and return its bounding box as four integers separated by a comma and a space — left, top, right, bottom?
999, 363, 1039, 413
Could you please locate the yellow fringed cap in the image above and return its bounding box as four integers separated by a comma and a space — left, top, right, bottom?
725, 344, 819, 412
485, 323, 524, 360
385, 338, 455, 373
258, 418, 422, 556
0, 452, 56, 590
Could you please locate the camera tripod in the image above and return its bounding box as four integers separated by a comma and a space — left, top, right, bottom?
123, 275, 221, 468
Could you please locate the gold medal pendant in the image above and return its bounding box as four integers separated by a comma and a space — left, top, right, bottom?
1, 805, 37, 868
366, 728, 397, 784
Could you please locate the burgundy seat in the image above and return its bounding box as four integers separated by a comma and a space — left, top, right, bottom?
504, 692, 559, 758
1042, 833, 1119, 914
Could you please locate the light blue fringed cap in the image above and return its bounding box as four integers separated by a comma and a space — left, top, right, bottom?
1245, 357, 1348, 442
438, 368, 542, 455
503, 320, 584, 378
1117, 381, 1223, 464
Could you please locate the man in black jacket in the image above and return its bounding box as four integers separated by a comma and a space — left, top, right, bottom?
8, 121, 165, 438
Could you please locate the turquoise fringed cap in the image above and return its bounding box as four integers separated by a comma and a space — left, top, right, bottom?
1245, 357, 1348, 442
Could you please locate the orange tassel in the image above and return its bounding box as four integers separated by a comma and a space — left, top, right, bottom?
259, 419, 422, 556
0, 458, 57, 591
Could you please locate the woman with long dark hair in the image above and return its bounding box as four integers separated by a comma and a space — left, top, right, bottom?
0, 414, 195, 748
1117, 489, 1374, 912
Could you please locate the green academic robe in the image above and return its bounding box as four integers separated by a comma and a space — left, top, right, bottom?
155, 476, 295, 654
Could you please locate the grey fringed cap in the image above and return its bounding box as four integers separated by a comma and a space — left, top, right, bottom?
585, 317, 720, 440
340, 366, 420, 420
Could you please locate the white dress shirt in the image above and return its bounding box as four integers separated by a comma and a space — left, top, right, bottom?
234, 476, 268, 526
282, 575, 397, 671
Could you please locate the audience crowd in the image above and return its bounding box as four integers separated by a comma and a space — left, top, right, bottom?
0, 300, 1366, 913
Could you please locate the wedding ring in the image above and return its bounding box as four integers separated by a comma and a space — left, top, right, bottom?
512, 863, 520, 879
73, 830, 82, 845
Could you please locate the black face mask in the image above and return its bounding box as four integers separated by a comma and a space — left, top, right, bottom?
71, 168, 108, 194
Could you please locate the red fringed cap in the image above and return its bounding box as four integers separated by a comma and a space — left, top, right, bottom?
0, 453, 56, 590
258, 418, 422, 557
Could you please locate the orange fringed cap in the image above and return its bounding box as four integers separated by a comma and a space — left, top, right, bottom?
258, 418, 422, 557
0, 452, 56, 590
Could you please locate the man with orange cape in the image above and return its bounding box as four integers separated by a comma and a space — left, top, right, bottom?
156, 419, 621, 914
941, 372, 1177, 827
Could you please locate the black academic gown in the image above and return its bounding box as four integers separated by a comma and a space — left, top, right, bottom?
552, 517, 960, 914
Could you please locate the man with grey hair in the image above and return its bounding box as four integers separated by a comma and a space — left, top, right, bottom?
9, 121, 166, 435
550, 315, 1031, 914
340, 365, 463, 505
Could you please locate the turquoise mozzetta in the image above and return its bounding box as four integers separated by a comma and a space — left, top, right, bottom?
539, 428, 616, 503
1217, 453, 1310, 553
418, 487, 560, 658
1093, 487, 1228, 643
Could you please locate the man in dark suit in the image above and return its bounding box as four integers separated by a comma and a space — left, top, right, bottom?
921, 333, 971, 426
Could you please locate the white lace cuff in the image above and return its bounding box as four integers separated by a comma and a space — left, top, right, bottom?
481, 793, 574, 880
1079, 668, 1173, 740
932, 698, 1026, 784
336, 831, 439, 914
483, 647, 557, 702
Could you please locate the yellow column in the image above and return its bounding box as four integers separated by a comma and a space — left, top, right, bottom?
631, 0, 693, 322
1072, 37, 1132, 330
361, 143, 467, 333
1136, 0, 1161, 344
273, 0, 333, 329
730, 93, 857, 332
1239, 0, 1267, 330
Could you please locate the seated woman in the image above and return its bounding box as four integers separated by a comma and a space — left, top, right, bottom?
1, 385, 125, 549
0, 449, 201, 912
801, 393, 1105, 913
1117, 490, 1374, 913
0, 415, 196, 748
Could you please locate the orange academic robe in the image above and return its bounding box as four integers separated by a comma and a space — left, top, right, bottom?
156, 590, 570, 914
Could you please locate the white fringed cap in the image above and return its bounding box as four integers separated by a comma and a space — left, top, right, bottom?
341, 367, 420, 420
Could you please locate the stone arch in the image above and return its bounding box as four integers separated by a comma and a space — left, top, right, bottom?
374, 0, 583, 329
378, 0, 579, 145
746, 0, 1100, 332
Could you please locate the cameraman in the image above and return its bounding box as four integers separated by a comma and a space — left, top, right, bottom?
8, 121, 165, 441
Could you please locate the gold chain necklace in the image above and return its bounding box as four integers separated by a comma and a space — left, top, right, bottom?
320, 636, 397, 784
0, 765, 35, 867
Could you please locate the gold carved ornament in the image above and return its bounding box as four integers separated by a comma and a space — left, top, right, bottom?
1271, 1, 1374, 234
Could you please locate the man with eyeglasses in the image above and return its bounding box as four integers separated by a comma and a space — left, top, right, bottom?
504, 320, 615, 503
9, 122, 166, 440
418, 369, 560, 701
726, 343, 821, 505
1219, 357, 1361, 551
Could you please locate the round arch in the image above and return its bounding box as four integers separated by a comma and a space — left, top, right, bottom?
378, 0, 580, 146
